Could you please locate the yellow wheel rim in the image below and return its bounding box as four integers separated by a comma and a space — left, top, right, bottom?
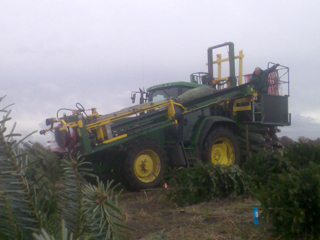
210, 138, 235, 166
134, 149, 161, 183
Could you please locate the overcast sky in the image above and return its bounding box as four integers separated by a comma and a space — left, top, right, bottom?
1, 0, 319, 144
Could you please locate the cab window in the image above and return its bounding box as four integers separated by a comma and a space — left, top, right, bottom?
148, 87, 179, 102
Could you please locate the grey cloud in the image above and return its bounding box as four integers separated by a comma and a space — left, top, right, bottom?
0, 0, 319, 143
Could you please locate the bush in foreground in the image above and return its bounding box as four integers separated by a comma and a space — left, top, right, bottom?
242, 151, 290, 187
165, 162, 247, 206
254, 163, 320, 239
285, 142, 320, 168
250, 142, 320, 239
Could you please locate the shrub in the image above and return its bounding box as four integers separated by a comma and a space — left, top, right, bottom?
165, 162, 247, 206
285, 142, 320, 168
247, 143, 320, 239
242, 151, 290, 187
243, 142, 320, 190
254, 163, 320, 239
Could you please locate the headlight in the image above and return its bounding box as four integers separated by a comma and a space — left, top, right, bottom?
54, 127, 71, 148
45, 118, 56, 126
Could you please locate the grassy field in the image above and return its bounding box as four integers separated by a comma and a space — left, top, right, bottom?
119, 190, 277, 240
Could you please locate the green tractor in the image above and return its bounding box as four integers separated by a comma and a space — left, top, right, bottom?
40, 42, 290, 190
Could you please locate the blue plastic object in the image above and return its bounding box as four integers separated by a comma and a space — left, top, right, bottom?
253, 207, 259, 225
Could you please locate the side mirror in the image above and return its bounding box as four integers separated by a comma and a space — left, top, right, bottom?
131, 92, 136, 104
139, 88, 144, 104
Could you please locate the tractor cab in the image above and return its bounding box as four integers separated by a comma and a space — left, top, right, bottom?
131, 81, 209, 104
147, 81, 209, 102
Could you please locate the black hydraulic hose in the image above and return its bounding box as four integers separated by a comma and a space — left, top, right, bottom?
56, 103, 89, 119
56, 108, 75, 119
76, 102, 89, 118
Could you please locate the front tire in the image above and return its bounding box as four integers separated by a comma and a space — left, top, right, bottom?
203, 126, 240, 165
121, 139, 166, 191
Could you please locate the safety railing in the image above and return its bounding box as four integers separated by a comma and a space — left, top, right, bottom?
242, 64, 290, 96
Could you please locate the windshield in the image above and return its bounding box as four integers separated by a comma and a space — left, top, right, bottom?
148, 87, 179, 102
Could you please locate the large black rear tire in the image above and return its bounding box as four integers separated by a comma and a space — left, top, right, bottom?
203, 126, 240, 165
121, 139, 166, 191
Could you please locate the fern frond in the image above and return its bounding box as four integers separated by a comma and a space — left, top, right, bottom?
82, 181, 129, 240
2, 103, 15, 112
0, 184, 19, 238
0, 96, 14, 113
21, 142, 63, 233
58, 154, 92, 238
33, 219, 93, 240
11, 130, 37, 149
0, 121, 40, 238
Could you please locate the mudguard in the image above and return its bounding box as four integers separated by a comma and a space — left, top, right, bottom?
194, 116, 239, 150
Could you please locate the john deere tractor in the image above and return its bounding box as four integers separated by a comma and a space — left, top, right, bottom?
40, 42, 290, 190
